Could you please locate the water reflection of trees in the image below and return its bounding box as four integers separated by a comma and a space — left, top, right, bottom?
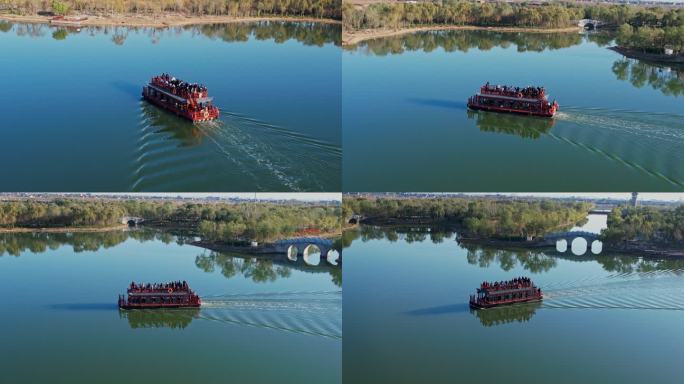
346, 30, 583, 56
0, 231, 340, 285
341, 226, 458, 248
1, 21, 340, 46
194, 251, 341, 287
119, 308, 200, 329
462, 243, 558, 273
470, 301, 541, 327
612, 58, 684, 97
0, 230, 197, 256
466, 109, 554, 140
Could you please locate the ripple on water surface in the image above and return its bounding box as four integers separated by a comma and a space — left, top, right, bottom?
132, 103, 341, 191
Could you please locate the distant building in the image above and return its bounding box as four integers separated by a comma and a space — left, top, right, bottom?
631, 192, 639, 207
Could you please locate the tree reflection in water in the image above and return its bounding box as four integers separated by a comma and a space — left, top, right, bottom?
612, 58, 684, 97
345, 30, 583, 56
119, 308, 201, 329
462, 243, 558, 273
466, 109, 555, 139
343, 226, 684, 275
195, 251, 341, 287
470, 301, 542, 327
0, 231, 341, 286
1, 21, 340, 46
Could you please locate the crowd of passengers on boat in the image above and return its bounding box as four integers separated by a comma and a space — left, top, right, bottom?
482, 83, 546, 99
128, 281, 190, 293
480, 277, 534, 291
153, 74, 208, 99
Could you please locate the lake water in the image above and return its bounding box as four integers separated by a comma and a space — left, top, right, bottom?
0, 21, 341, 191
343, 30, 684, 191
343, 219, 684, 383
0, 230, 341, 384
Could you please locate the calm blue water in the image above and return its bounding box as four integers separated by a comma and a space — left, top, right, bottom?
343, 31, 684, 191
0, 21, 341, 191
0, 230, 341, 383
343, 224, 684, 384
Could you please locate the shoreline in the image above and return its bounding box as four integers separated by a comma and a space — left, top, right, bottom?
609, 46, 684, 65
0, 225, 128, 233
342, 25, 580, 45
0, 13, 341, 28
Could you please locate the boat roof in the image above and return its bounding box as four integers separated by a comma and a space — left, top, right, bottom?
480, 287, 537, 295
147, 84, 189, 104
477, 93, 548, 103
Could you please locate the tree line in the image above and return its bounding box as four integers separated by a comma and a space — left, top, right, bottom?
0, 199, 341, 242
343, 196, 592, 239
616, 23, 684, 54
601, 205, 684, 244
1, 0, 342, 20
342, 1, 683, 39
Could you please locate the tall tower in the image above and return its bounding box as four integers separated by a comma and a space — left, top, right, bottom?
630, 192, 639, 208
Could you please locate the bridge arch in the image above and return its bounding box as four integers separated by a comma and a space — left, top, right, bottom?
545, 231, 602, 255
303, 244, 322, 266
287, 245, 298, 261
326, 249, 340, 266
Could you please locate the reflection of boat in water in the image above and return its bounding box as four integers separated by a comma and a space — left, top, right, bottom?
118, 281, 201, 309
466, 109, 555, 139
470, 277, 543, 309
119, 308, 201, 329
468, 83, 559, 117
140, 102, 205, 147
142, 74, 220, 122
471, 300, 542, 327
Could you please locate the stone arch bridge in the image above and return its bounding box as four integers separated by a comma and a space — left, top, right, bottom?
121, 216, 144, 226
273, 237, 341, 266
578, 19, 605, 29
542, 231, 602, 255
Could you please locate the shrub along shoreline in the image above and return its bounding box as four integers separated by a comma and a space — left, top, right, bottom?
341, 1, 684, 53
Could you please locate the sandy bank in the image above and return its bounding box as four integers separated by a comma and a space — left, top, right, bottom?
343, 25, 580, 45
0, 13, 340, 28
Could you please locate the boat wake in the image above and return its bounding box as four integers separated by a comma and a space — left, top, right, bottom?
540, 270, 684, 311
131, 103, 341, 191
198, 290, 342, 340
551, 106, 684, 186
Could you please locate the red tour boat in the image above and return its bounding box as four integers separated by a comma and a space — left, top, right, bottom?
142, 74, 220, 122
469, 277, 542, 309
118, 281, 201, 310
467, 83, 559, 117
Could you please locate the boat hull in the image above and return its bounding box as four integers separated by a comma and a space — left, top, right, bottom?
142, 88, 219, 122
119, 303, 201, 310
467, 103, 556, 118
469, 296, 542, 309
